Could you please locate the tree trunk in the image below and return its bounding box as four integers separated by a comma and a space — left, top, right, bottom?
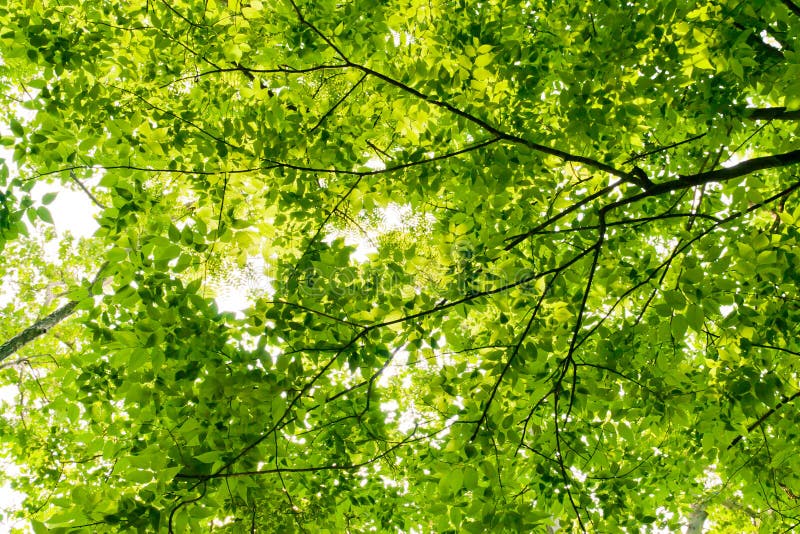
0, 300, 79, 363
686, 503, 708, 534
0, 262, 108, 363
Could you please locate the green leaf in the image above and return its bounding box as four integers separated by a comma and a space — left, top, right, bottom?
168, 224, 181, 242
754, 382, 773, 405
474, 54, 493, 68
685, 305, 704, 332
195, 451, 221, 464
36, 206, 53, 223
463, 467, 479, 490
154, 244, 181, 261
663, 290, 686, 310
9, 118, 24, 137
671, 314, 688, 339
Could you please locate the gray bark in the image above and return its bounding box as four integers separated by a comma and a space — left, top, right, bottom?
686, 503, 708, 534
0, 263, 108, 363
0, 301, 78, 363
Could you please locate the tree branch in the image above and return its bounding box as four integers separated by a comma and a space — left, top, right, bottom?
160, 63, 348, 88
177, 426, 417, 479
746, 107, 800, 121
679, 149, 800, 185
1, 304, 75, 362
729, 390, 800, 449
503, 182, 622, 250
159, 0, 205, 29
113, 85, 241, 151
780, 0, 800, 18
69, 170, 107, 209
264, 300, 364, 328
470, 277, 553, 441
308, 73, 367, 134
623, 132, 707, 164
600, 149, 800, 213
356, 64, 643, 185
508, 148, 800, 254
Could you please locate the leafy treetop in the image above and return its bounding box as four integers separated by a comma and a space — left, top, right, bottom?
1, 0, 800, 532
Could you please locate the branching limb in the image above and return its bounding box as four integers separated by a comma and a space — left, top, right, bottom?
266, 137, 501, 177
516, 386, 556, 456
264, 300, 365, 328
559, 208, 608, 424
168, 480, 207, 534
38, 137, 497, 183
161, 63, 348, 88
750, 343, 800, 358
36, 164, 271, 179
285, 137, 501, 279
504, 182, 622, 251
308, 73, 367, 134
159, 0, 206, 29
553, 394, 587, 533
678, 149, 800, 187
470, 276, 554, 441
575, 363, 661, 397
190, 245, 595, 487
177, 426, 418, 479
113, 84, 242, 152
286, 0, 351, 61
729, 390, 800, 449
286, 0, 643, 188
623, 132, 708, 164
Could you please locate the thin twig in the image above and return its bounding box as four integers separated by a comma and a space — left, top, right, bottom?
69, 170, 107, 209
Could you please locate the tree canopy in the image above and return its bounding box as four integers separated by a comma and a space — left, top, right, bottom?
2, 0, 800, 531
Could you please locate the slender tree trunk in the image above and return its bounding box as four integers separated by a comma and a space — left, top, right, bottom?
0, 300, 79, 363
686, 503, 708, 534
0, 262, 108, 363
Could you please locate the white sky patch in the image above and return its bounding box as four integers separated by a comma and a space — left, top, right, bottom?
0, 385, 17, 405
702, 465, 723, 489
215, 291, 251, 316
382, 204, 411, 230
570, 466, 587, 483
365, 156, 385, 171
760, 29, 783, 50
349, 241, 377, 263
396, 403, 420, 434
31, 179, 100, 240
388, 30, 415, 47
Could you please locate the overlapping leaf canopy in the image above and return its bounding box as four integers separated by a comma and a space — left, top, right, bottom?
2, 0, 800, 531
